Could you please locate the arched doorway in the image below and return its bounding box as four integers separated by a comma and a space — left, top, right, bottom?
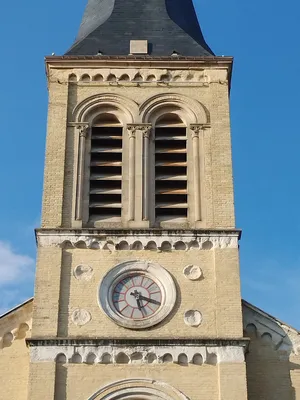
88, 378, 189, 400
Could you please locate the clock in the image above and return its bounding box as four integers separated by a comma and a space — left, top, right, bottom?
99, 260, 177, 329
113, 274, 162, 319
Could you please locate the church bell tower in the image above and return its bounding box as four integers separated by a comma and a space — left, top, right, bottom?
28, 1, 249, 399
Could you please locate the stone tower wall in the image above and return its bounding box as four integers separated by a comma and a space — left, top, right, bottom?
27, 58, 248, 400
41, 60, 235, 230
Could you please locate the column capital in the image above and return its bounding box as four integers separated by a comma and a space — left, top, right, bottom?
76, 123, 90, 138
127, 128, 136, 139
190, 123, 210, 137
127, 124, 152, 136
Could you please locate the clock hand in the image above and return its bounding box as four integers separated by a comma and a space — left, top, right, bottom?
130, 291, 161, 306
130, 290, 140, 300
136, 298, 142, 310
136, 297, 146, 317
130, 291, 143, 312
138, 295, 161, 306
130, 290, 139, 297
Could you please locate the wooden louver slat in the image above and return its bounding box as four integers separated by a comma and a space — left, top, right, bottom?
89, 126, 122, 220
155, 127, 188, 221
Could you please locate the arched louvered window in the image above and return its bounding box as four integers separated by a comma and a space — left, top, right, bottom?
89, 113, 123, 222
155, 114, 188, 222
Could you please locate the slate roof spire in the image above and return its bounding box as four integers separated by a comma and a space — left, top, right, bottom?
66, 0, 214, 56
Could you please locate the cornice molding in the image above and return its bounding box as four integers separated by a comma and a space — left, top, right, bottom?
27, 337, 248, 347
46, 55, 233, 66
35, 229, 241, 250
27, 338, 248, 364
45, 56, 233, 88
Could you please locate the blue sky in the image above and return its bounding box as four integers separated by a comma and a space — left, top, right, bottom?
0, 0, 299, 328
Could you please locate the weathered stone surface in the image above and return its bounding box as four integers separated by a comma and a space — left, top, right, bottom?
184, 310, 203, 327
71, 309, 92, 327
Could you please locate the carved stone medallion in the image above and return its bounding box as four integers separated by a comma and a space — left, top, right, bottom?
183, 265, 203, 280
184, 310, 202, 327
73, 264, 94, 281
71, 309, 91, 326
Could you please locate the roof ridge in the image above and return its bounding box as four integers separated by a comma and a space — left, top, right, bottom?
242, 299, 300, 334
0, 298, 34, 320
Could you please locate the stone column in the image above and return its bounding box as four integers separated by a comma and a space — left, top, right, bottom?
75, 123, 89, 221
191, 124, 202, 222
142, 125, 152, 221
127, 125, 137, 221
126, 124, 152, 224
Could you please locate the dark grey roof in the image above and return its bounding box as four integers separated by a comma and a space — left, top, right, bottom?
65, 0, 214, 56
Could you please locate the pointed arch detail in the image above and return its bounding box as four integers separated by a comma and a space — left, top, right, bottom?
88, 378, 189, 400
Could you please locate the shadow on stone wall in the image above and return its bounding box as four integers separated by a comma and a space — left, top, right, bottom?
54, 364, 67, 400
62, 80, 77, 228
57, 250, 73, 337
245, 323, 299, 400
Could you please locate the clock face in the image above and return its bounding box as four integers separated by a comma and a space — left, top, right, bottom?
113, 274, 162, 319
99, 260, 176, 329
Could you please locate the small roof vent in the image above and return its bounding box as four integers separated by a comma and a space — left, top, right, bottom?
130, 40, 148, 55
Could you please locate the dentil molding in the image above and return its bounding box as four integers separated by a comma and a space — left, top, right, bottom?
29, 343, 245, 364
36, 229, 240, 251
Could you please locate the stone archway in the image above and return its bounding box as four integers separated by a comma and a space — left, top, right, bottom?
88, 378, 189, 400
